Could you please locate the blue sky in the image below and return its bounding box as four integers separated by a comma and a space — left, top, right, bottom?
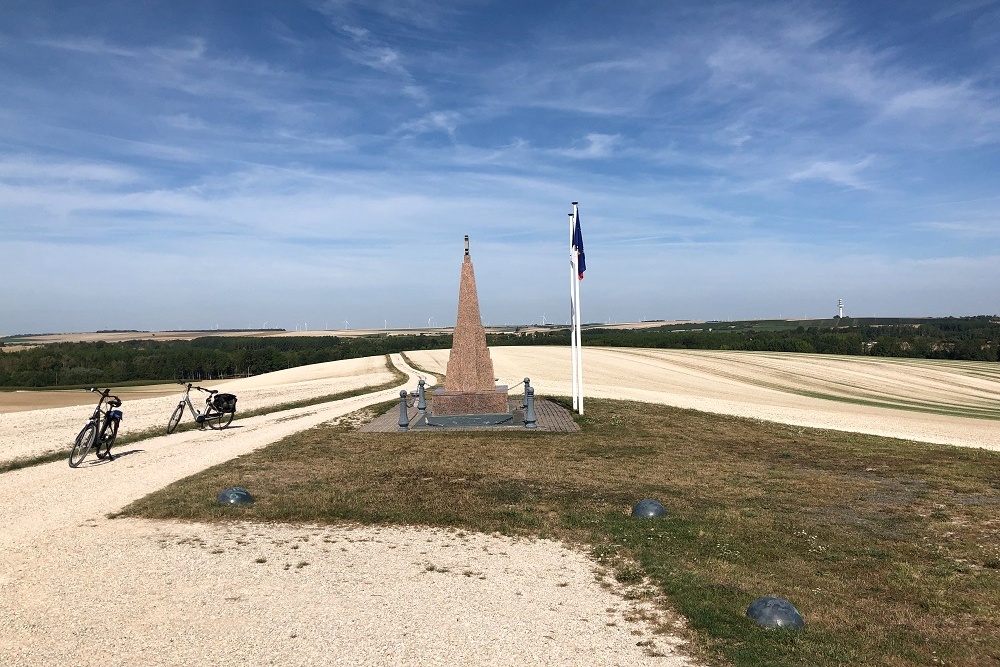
2, 0, 999, 334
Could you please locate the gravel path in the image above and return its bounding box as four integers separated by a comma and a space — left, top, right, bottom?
0, 353, 696, 667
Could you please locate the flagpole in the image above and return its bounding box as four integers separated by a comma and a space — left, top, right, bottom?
573, 202, 584, 415
569, 211, 579, 410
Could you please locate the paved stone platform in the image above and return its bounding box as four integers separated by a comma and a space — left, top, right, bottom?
359, 398, 581, 433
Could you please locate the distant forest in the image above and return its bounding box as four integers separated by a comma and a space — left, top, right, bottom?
0, 316, 996, 388
0, 335, 453, 389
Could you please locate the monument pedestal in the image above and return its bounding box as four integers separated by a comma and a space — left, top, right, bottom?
431, 386, 510, 416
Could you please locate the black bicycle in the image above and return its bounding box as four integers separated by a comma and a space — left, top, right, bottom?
69, 388, 123, 468
167, 381, 237, 434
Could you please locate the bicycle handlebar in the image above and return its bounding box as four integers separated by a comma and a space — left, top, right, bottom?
88, 388, 120, 407
177, 381, 217, 394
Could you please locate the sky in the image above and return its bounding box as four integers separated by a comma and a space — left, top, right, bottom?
2, 0, 1000, 335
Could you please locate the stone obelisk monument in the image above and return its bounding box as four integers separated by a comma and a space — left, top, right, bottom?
431, 236, 510, 417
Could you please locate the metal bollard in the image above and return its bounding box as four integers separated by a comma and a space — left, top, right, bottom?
417, 378, 426, 412
398, 390, 409, 431
523, 377, 537, 429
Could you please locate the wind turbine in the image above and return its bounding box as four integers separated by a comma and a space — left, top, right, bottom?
344, 319, 349, 330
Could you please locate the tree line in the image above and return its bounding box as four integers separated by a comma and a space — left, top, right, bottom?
0, 335, 453, 388
490, 316, 999, 361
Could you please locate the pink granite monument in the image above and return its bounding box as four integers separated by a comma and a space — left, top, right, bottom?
432, 236, 510, 416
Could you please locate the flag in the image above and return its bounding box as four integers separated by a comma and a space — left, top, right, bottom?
572, 211, 586, 280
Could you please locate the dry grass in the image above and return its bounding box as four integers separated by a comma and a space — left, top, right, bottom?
119, 398, 1000, 666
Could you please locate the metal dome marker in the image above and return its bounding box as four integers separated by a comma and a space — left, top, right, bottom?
217, 486, 254, 505
631, 498, 667, 519
746, 596, 805, 630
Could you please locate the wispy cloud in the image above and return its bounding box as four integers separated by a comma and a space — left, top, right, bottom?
915, 219, 1000, 237
557, 133, 622, 159
398, 111, 462, 138
789, 156, 876, 190
0, 156, 141, 186
337, 23, 429, 104
33, 36, 138, 56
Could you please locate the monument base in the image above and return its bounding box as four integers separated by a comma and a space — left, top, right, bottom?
432, 386, 510, 416
421, 412, 515, 427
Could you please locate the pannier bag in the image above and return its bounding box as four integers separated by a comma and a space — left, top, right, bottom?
212, 393, 238, 413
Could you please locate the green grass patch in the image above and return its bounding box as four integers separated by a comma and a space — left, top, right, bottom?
117, 398, 1000, 666
0, 449, 69, 472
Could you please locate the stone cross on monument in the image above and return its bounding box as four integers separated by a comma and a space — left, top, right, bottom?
431, 235, 510, 416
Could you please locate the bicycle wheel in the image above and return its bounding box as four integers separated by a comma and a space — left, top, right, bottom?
167, 404, 184, 434
205, 410, 234, 430
95, 419, 119, 459
69, 423, 97, 468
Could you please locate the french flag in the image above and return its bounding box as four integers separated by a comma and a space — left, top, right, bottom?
572, 210, 586, 280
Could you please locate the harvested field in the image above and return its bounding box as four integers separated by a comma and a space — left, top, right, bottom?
0, 383, 180, 413
407, 346, 1000, 450
6, 330, 277, 344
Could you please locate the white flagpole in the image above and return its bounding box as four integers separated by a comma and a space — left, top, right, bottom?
569, 211, 579, 410
573, 202, 584, 415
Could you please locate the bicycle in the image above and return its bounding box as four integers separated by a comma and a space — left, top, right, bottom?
167, 381, 238, 434
69, 388, 124, 468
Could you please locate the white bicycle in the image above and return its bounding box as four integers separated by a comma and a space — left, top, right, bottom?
167, 381, 237, 434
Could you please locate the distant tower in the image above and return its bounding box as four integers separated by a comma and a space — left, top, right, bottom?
837, 298, 844, 319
